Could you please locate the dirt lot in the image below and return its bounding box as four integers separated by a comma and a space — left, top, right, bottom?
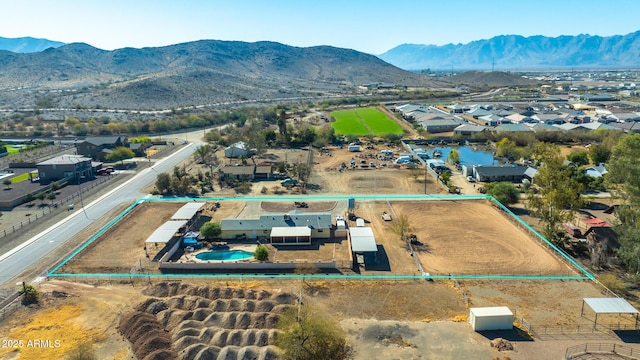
0, 277, 624, 360
391, 199, 580, 276
58, 201, 184, 274
311, 145, 444, 196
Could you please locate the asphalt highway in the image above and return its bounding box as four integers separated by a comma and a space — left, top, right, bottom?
0, 138, 200, 287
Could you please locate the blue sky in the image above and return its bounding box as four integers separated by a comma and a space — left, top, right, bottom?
2, 0, 640, 54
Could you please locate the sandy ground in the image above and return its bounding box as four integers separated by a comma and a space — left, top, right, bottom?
0, 280, 139, 360
2, 278, 627, 360
311, 144, 443, 196
391, 200, 578, 276
58, 201, 184, 274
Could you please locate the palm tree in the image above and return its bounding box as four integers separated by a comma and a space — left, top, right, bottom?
194, 144, 212, 164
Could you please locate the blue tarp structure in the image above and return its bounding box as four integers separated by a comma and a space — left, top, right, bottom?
182, 235, 201, 249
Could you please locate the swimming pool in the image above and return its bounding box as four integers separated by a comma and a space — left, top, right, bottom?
195, 250, 254, 261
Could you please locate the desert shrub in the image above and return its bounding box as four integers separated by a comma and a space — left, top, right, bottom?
599, 273, 626, 295
254, 245, 269, 261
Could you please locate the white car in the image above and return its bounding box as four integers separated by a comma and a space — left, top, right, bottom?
467, 176, 476, 182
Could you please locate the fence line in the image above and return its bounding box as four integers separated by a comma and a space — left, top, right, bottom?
0, 296, 20, 324
514, 310, 532, 333
451, 276, 470, 306
565, 343, 640, 359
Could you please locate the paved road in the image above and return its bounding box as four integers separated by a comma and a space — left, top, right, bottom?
0, 137, 201, 287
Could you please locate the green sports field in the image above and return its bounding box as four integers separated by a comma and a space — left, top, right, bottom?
330, 107, 403, 136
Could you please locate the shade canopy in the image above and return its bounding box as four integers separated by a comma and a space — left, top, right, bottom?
172, 202, 205, 220
583, 298, 639, 314
145, 220, 187, 243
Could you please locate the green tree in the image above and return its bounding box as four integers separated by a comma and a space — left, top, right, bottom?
448, 149, 460, 166
277, 109, 287, 135
200, 222, 221, 239
277, 306, 347, 360
567, 151, 589, 166
254, 245, 269, 261
486, 182, 520, 206
391, 213, 414, 241
47, 190, 56, 205
155, 173, 171, 194
3, 178, 11, 189
19, 282, 38, 305
23, 193, 35, 206
495, 137, 518, 158
291, 163, 311, 183
439, 171, 451, 184
105, 146, 134, 164
606, 134, 640, 271
193, 144, 213, 164
589, 143, 611, 165
246, 119, 267, 155
527, 143, 584, 244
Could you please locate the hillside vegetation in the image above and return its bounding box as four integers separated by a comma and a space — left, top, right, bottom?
0, 40, 438, 110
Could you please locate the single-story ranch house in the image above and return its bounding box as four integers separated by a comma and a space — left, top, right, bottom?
220, 212, 332, 244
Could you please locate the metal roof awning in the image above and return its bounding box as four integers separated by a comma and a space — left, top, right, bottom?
583, 298, 639, 314
349, 227, 378, 253
582, 297, 640, 328
144, 220, 187, 243
171, 202, 205, 220
270, 226, 311, 238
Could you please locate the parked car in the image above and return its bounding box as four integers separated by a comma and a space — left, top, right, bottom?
97, 167, 115, 175
280, 178, 298, 187
467, 176, 475, 183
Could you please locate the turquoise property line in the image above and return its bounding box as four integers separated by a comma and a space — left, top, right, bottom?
48, 273, 591, 280
488, 196, 594, 280
48, 195, 593, 280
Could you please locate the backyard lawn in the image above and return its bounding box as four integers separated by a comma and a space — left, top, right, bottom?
10, 172, 31, 183
330, 107, 403, 136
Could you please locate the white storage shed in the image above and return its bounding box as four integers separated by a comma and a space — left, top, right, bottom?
469, 306, 513, 331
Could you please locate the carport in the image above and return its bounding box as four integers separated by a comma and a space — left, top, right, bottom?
581, 298, 639, 328
171, 202, 205, 220
144, 220, 188, 244
349, 227, 378, 263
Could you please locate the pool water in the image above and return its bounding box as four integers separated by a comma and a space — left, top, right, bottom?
195, 250, 253, 261
431, 146, 496, 166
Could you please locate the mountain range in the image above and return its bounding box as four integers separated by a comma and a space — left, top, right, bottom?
378, 31, 640, 71
0, 36, 65, 53
0, 40, 434, 110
